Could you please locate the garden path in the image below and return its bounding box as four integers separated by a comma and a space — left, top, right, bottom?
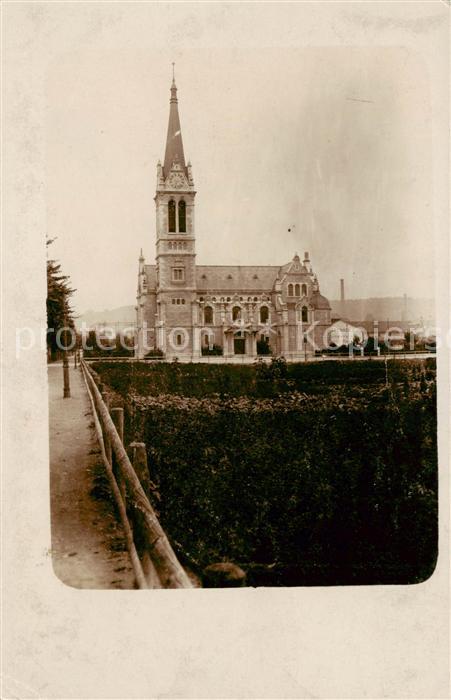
48, 362, 135, 589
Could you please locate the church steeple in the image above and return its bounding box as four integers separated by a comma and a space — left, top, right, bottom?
154, 68, 196, 307
163, 65, 186, 177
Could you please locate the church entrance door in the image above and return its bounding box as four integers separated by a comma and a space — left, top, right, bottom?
234, 338, 245, 355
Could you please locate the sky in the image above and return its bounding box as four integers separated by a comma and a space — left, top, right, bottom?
44, 11, 439, 315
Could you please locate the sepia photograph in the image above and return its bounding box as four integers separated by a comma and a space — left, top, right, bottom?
3, 2, 449, 698
46, 47, 438, 590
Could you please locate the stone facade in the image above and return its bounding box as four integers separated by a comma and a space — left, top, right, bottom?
136, 77, 331, 360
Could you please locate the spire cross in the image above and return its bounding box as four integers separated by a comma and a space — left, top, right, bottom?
172, 62, 175, 83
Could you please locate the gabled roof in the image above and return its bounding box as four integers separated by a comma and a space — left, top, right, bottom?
195, 265, 280, 293
278, 253, 312, 277
330, 317, 358, 327
330, 319, 411, 334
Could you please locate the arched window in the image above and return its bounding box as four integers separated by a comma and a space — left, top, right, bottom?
260, 306, 269, 323
301, 284, 307, 296
172, 268, 184, 282
204, 306, 213, 325
294, 284, 300, 296
288, 284, 294, 297
176, 333, 182, 346
301, 306, 308, 323
168, 200, 176, 232
232, 306, 241, 321
178, 200, 186, 232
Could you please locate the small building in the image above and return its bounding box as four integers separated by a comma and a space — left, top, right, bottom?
358, 320, 409, 350
326, 318, 366, 348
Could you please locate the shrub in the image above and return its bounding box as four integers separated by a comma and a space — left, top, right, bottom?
201, 344, 223, 356
83, 332, 134, 358
131, 384, 437, 586
144, 348, 165, 359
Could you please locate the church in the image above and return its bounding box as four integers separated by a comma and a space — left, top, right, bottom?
135, 74, 331, 360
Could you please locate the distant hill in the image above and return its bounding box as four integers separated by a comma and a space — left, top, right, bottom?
330, 297, 434, 324
75, 297, 435, 330
75, 305, 136, 329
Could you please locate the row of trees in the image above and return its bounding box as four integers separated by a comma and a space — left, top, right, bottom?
83, 331, 135, 358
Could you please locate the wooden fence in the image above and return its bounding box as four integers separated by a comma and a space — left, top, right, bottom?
80, 359, 193, 589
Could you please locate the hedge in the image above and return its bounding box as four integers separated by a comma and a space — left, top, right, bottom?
90, 357, 436, 400
91, 358, 438, 586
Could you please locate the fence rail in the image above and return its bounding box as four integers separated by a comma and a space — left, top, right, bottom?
80, 359, 193, 589
81, 350, 436, 365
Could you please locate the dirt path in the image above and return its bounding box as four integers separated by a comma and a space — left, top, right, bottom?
49, 362, 135, 589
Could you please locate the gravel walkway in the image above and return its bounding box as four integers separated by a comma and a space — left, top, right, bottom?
49, 362, 135, 589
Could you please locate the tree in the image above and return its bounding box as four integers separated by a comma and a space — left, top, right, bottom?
46, 238, 75, 361
83, 331, 135, 358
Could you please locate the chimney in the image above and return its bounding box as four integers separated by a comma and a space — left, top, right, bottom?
340, 279, 345, 318
402, 293, 408, 322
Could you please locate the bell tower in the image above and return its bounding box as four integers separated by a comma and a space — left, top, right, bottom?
154, 67, 198, 355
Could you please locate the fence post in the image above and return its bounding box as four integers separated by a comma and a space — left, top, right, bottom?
101, 390, 110, 409
128, 440, 161, 587
81, 360, 191, 588
101, 391, 112, 466
63, 350, 71, 398
111, 407, 126, 502
111, 407, 124, 440
129, 442, 152, 497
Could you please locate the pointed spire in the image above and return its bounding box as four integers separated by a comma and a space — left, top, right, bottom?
164, 65, 186, 177
138, 248, 145, 276
170, 62, 177, 102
